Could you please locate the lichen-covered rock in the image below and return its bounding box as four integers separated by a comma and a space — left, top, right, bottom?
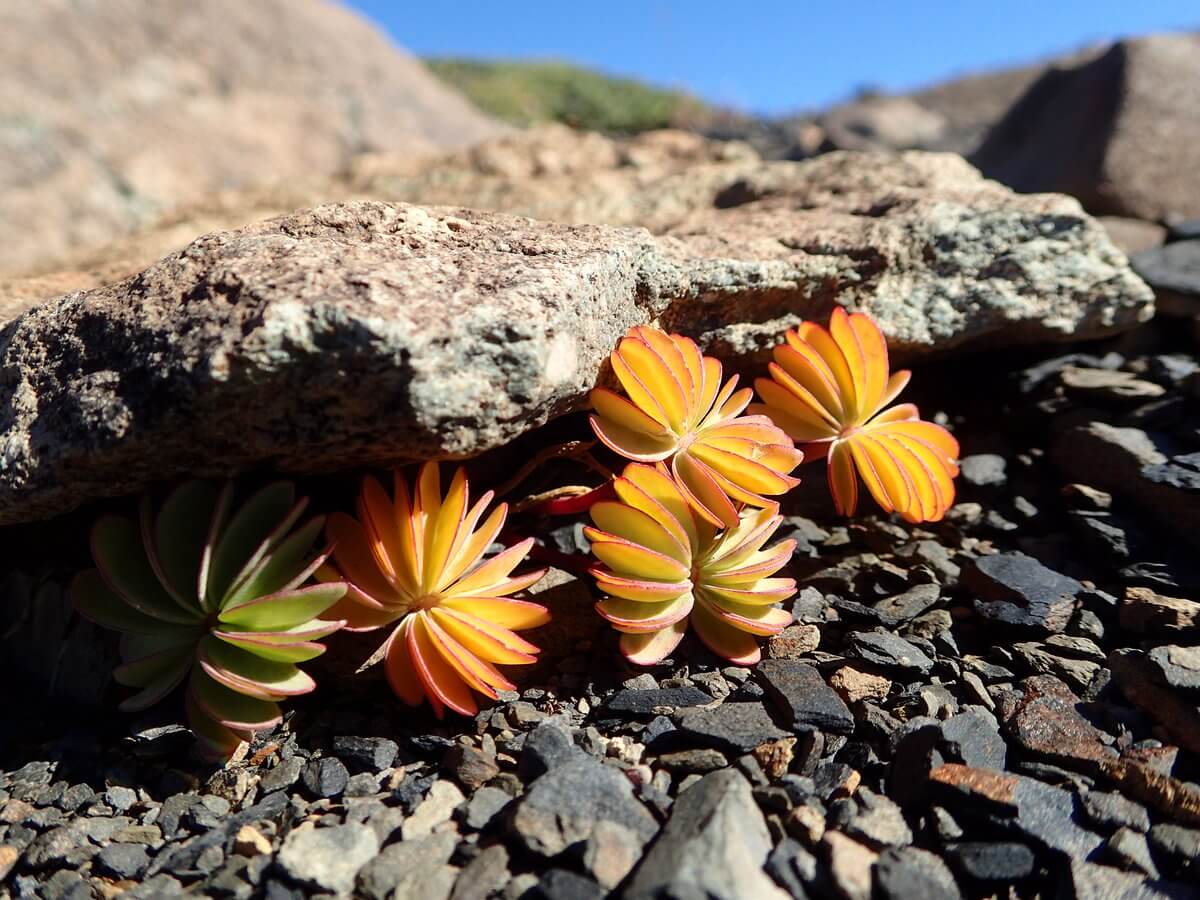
0, 150, 1153, 525
651, 152, 1153, 359
0, 203, 656, 525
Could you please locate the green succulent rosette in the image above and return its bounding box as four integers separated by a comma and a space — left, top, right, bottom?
72, 480, 346, 758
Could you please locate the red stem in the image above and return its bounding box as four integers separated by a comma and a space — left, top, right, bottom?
501, 528, 594, 575
533, 481, 616, 516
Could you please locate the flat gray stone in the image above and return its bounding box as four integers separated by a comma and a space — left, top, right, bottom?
278, 823, 380, 895
755, 660, 854, 735
509, 756, 657, 858
358, 831, 458, 900
847, 632, 935, 674
673, 703, 792, 752
625, 770, 788, 900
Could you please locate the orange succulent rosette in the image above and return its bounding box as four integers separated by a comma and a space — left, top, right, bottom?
751, 307, 960, 523
586, 463, 795, 666
589, 325, 804, 529
317, 463, 549, 717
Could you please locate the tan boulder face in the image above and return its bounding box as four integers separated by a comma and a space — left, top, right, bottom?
0, 147, 1153, 526
973, 33, 1200, 221
0, 0, 503, 273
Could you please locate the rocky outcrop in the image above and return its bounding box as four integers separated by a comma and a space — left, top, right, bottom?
0, 126, 756, 314
702, 45, 1102, 160
2, 134, 1154, 335
648, 152, 1152, 359
0, 151, 1153, 525
972, 33, 1200, 220
0, 0, 501, 274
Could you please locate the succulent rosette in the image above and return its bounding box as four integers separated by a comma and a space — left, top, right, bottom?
317, 463, 550, 717
751, 308, 960, 523
71, 481, 347, 758
586, 463, 795, 666
589, 325, 804, 528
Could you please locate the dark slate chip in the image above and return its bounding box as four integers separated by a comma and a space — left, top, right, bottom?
643, 715, 676, 744
846, 632, 935, 674
518, 720, 583, 780
301, 757, 349, 799
1132, 239, 1200, 297
672, 703, 792, 753
333, 736, 399, 774
765, 838, 819, 898
509, 756, 657, 859
939, 709, 1006, 770
1081, 791, 1151, 835
755, 660, 854, 735
963, 552, 1082, 633
875, 846, 963, 900
1147, 823, 1200, 872
462, 785, 512, 831
931, 765, 1103, 859
945, 841, 1036, 882
604, 686, 714, 717
258, 757, 304, 793
529, 868, 606, 900
1104, 827, 1160, 878
843, 787, 913, 849
623, 770, 780, 900
392, 773, 437, 813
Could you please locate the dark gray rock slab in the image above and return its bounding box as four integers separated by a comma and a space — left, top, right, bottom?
509, 756, 657, 858
625, 769, 788, 900
755, 661, 854, 735
963, 552, 1082, 633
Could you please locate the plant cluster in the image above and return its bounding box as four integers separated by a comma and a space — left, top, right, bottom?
74, 309, 958, 756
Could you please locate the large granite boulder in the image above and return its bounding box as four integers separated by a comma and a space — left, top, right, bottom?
0, 0, 501, 274
0, 151, 1153, 526
973, 33, 1200, 220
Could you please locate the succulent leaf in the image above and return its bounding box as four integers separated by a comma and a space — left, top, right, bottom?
205, 482, 297, 608
211, 620, 342, 663
323, 463, 549, 717
119, 629, 204, 664
189, 671, 282, 731
588, 463, 795, 666
590, 326, 803, 528
751, 308, 960, 523
620, 619, 688, 666
113, 644, 192, 689
217, 582, 345, 631
439, 596, 550, 630
116, 653, 193, 713
92, 516, 203, 625
71, 569, 172, 635
152, 480, 224, 606
185, 690, 247, 760
73, 479, 346, 758
196, 482, 236, 613
221, 514, 327, 609
197, 636, 316, 701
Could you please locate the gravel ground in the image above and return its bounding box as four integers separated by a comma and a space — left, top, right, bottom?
3, 319, 1200, 899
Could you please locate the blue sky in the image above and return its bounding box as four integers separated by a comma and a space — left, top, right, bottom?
346, 0, 1197, 115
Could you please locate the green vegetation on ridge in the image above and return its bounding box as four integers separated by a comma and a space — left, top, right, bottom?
424, 58, 713, 134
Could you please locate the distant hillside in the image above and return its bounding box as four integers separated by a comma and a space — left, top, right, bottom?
425, 58, 713, 134
0, 0, 503, 274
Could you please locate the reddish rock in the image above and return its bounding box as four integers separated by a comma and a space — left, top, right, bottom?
1120, 587, 1200, 634
1110, 649, 1200, 754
